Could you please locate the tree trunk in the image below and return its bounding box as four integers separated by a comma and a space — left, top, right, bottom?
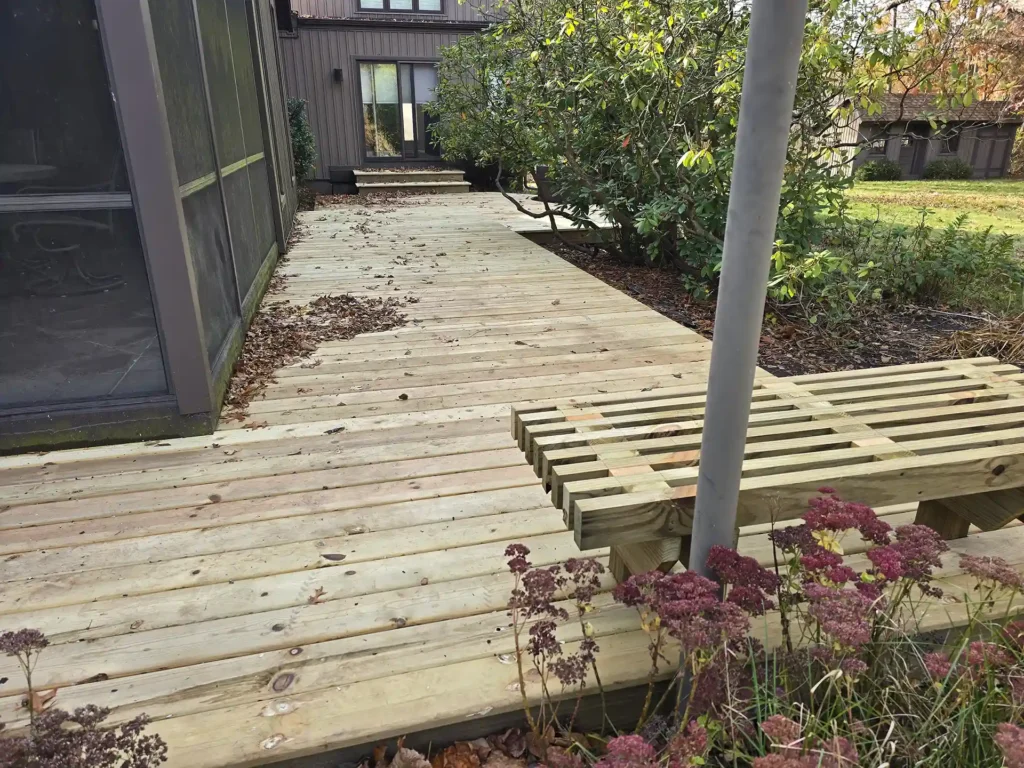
615, 222, 648, 265
655, 221, 680, 265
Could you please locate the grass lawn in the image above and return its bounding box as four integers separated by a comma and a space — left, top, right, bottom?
846, 178, 1024, 236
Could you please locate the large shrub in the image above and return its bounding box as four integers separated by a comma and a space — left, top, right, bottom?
429, 0, 1004, 276
287, 97, 317, 184
855, 158, 902, 181
924, 157, 974, 180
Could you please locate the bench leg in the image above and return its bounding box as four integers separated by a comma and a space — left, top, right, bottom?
609, 538, 685, 583
915, 499, 971, 540
916, 490, 1024, 541
609, 526, 746, 581
938, 489, 1024, 532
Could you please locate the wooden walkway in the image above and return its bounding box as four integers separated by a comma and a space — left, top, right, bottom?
0, 194, 1022, 767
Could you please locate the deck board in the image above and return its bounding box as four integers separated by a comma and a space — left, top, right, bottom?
1, 193, 1021, 768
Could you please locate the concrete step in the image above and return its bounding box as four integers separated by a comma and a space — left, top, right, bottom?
356, 180, 471, 195
354, 170, 466, 185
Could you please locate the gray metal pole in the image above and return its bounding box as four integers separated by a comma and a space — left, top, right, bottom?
687, 0, 808, 577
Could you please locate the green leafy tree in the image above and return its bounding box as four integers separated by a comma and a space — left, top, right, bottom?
430, 0, 1012, 276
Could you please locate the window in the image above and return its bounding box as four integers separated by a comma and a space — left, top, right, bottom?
359, 0, 442, 11
274, 0, 294, 31
869, 136, 887, 153
940, 128, 961, 154
359, 62, 440, 160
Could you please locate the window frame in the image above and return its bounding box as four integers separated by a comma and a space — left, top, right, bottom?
939, 128, 961, 155
357, 0, 444, 13
355, 57, 441, 162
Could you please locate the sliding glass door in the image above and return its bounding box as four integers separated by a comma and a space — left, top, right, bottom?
360, 63, 401, 158
360, 61, 439, 161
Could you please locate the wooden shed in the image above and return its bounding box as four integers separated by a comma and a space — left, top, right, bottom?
852, 94, 1021, 179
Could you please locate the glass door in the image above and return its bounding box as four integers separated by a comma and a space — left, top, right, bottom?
412, 63, 440, 158
360, 62, 401, 158
400, 64, 416, 158
360, 61, 439, 161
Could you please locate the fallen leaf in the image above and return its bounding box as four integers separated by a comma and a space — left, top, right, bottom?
391, 748, 432, 768
525, 726, 554, 759
374, 744, 389, 768
467, 738, 492, 761
482, 753, 526, 768
308, 586, 326, 604
431, 742, 480, 768
489, 729, 527, 759
76, 672, 109, 685
30, 688, 58, 714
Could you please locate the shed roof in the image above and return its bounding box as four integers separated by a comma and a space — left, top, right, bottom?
862, 94, 1022, 124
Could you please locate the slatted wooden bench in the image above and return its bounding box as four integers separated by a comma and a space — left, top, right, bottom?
511, 358, 1024, 579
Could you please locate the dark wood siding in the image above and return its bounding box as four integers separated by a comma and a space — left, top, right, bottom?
279, 26, 472, 175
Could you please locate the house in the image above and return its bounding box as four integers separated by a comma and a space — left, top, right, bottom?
852, 94, 1022, 179
0, 0, 297, 452
276, 0, 494, 190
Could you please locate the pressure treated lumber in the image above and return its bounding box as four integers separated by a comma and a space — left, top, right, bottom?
2, 197, 1022, 768
513, 357, 1024, 561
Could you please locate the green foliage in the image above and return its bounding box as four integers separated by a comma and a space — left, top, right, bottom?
924, 157, 974, 180
855, 158, 903, 181
430, 0, 1000, 272
771, 211, 1024, 322
287, 97, 317, 184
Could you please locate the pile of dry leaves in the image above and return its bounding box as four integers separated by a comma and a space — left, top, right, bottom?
366, 728, 586, 768
933, 312, 1024, 368
223, 294, 406, 419
318, 191, 420, 208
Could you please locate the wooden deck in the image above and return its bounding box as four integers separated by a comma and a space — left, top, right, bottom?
1, 193, 1022, 768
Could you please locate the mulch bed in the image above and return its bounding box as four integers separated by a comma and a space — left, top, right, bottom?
548, 244, 992, 376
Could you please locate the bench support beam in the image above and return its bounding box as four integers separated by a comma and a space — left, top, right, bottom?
915, 499, 972, 540
609, 538, 685, 583
916, 489, 1024, 541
